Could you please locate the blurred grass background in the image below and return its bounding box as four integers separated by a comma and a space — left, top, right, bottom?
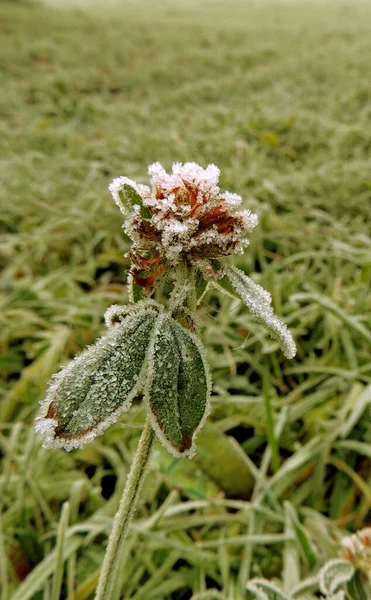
1, 0, 371, 598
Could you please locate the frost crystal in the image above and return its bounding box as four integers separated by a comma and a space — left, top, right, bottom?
109, 162, 258, 291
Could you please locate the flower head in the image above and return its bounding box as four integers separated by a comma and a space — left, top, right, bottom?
109, 161, 296, 360
109, 162, 258, 290
340, 528, 371, 572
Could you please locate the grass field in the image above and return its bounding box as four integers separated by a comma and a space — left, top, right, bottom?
1, 0, 371, 598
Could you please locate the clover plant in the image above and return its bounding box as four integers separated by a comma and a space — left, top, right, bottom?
35, 162, 296, 599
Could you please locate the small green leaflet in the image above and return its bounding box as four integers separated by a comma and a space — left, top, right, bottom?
118, 183, 152, 219
145, 314, 211, 458
35, 305, 158, 451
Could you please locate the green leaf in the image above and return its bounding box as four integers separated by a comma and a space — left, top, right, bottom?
223, 266, 296, 359
346, 571, 371, 600
195, 424, 254, 499
145, 314, 211, 457
118, 183, 151, 219
35, 305, 158, 450
212, 275, 240, 300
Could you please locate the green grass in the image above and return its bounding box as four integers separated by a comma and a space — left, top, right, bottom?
1, 0, 371, 598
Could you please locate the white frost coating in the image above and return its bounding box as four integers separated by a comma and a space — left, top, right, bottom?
221, 191, 242, 208
171, 162, 220, 196
104, 299, 163, 328
168, 277, 191, 312
104, 303, 134, 327
226, 266, 297, 359
240, 208, 259, 232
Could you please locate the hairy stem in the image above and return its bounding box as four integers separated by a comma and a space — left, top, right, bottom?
185, 265, 197, 313
94, 418, 155, 600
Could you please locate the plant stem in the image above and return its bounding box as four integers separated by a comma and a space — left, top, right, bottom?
94, 418, 155, 600
186, 265, 197, 313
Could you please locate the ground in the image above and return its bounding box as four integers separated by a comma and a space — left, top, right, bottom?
1, 0, 371, 598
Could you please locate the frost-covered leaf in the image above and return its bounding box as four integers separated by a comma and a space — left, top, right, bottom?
145, 314, 211, 458
319, 559, 355, 595
224, 266, 296, 359
246, 579, 289, 600
35, 306, 158, 450
346, 571, 370, 600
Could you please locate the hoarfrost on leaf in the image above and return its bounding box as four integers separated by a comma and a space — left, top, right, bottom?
35, 306, 158, 450
223, 266, 296, 359
318, 559, 355, 595
144, 313, 211, 458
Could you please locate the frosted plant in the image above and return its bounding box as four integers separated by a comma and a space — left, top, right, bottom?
340, 528, 371, 578
35, 162, 296, 600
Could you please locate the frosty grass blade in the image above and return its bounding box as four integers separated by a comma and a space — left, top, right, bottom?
35, 308, 157, 451
145, 314, 211, 458
224, 266, 296, 359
